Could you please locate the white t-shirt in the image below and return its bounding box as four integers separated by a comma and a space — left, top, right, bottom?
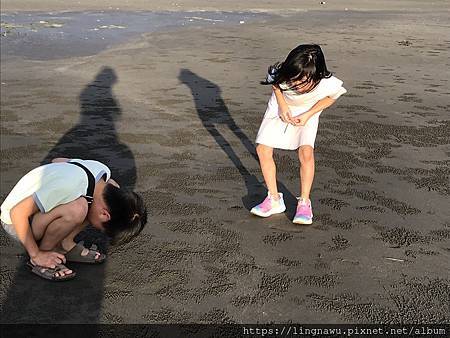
264, 76, 347, 118
0, 159, 111, 224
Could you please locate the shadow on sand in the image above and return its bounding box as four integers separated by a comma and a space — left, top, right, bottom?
1, 67, 136, 325
178, 69, 298, 220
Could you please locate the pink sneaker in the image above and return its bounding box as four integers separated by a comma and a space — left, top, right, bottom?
251, 193, 286, 217
293, 198, 313, 224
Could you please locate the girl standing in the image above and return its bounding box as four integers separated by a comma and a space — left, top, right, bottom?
251, 44, 347, 224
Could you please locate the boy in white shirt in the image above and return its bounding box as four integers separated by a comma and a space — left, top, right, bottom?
1, 158, 147, 281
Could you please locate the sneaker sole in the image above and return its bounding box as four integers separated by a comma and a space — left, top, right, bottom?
293, 218, 313, 225
251, 206, 286, 218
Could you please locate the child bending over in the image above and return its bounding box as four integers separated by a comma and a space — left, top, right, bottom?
1, 158, 147, 281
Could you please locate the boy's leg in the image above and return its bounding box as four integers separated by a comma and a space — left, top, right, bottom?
30, 206, 68, 241
298, 145, 315, 199
33, 197, 101, 263
32, 197, 88, 251
256, 144, 279, 198
28, 198, 88, 277
59, 221, 102, 260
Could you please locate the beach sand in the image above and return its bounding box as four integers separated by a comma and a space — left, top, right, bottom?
1, 0, 449, 325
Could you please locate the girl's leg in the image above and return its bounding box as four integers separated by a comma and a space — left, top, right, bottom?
256, 144, 279, 199
298, 145, 315, 199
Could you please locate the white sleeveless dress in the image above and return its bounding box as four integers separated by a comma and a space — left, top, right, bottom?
256, 76, 346, 149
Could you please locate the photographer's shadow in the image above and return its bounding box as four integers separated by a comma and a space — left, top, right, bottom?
43, 66, 136, 190
178, 69, 297, 217
1, 66, 136, 324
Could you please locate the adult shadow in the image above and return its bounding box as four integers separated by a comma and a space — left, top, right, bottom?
1, 66, 136, 325
42, 66, 136, 189
178, 69, 297, 218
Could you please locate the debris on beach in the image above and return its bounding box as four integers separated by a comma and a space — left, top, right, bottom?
1, 20, 64, 37
95, 24, 127, 29
184, 16, 224, 23
320, 1, 326, 4
1, 22, 25, 37
37, 20, 64, 28
385, 257, 405, 262
2, 20, 64, 33
1, 22, 25, 29
398, 40, 412, 46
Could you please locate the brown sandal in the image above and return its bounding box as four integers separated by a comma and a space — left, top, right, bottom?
27, 261, 76, 281
64, 241, 106, 264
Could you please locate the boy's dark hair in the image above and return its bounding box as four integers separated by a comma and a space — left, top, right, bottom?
261, 44, 332, 93
102, 184, 147, 245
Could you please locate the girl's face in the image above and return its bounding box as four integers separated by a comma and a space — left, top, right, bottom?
281, 77, 315, 94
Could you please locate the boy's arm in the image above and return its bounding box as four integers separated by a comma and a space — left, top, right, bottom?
51, 158, 70, 163
10, 196, 66, 268
272, 85, 295, 125
293, 96, 336, 126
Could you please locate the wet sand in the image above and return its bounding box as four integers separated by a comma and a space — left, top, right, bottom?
1, 0, 442, 12
1, 0, 449, 325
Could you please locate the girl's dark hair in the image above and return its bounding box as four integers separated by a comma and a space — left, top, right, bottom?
102, 184, 148, 245
261, 44, 331, 93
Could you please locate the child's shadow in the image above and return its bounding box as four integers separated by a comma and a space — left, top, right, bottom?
0, 66, 136, 324
178, 69, 297, 219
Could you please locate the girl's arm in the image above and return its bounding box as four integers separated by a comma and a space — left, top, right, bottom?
10, 196, 66, 268
293, 96, 336, 126
272, 85, 295, 125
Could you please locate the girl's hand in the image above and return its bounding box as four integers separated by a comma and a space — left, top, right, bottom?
279, 109, 295, 125
273, 84, 295, 124
294, 114, 310, 126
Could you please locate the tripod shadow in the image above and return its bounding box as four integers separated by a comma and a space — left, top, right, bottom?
178, 69, 297, 219
1, 66, 136, 324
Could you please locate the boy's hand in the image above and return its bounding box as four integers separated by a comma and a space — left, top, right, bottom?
31, 250, 66, 268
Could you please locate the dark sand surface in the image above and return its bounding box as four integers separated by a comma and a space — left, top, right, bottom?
1, 0, 449, 325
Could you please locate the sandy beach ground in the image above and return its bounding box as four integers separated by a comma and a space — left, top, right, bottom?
1, 0, 449, 325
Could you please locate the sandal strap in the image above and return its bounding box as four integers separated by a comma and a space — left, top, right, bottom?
74, 241, 98, 254
64, 242, 105, 263
28, 261, 74, 280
